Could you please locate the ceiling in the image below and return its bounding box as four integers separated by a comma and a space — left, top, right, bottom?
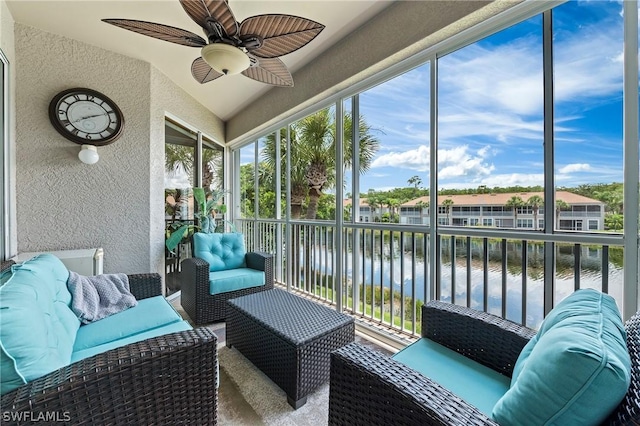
6, 0, 393, 121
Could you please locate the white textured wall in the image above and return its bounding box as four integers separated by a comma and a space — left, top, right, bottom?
13, 23, 224, 280
1, 1, 17, 258
15, 23, 152, 274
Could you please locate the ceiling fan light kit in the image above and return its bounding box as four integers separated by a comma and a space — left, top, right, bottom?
102, 0, 324, 87
201, 43, 249, 75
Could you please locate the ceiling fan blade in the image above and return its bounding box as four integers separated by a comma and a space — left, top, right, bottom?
102, 19, 206, 47
180, 0, 239, 37
239, 15, 324, 59
191, 57, 224, 84
242, 57, 293, 87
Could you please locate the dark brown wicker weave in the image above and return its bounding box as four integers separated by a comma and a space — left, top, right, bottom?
181, 251, 274, 324
330, 300, 640, 426
0, 263, 218, 425
604, 310, 640, 425
227, 289, 355, 409
0, 259, 14, 273
329, 300, 536, 426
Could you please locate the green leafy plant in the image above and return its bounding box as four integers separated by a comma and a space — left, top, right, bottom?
165, 188, 235, 252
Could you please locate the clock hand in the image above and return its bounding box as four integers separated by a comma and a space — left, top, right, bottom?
72, 113, 107, 123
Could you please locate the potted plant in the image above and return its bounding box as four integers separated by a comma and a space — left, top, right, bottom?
165, 188, 234, 252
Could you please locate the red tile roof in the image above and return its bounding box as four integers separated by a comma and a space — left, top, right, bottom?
400, 191, 602, 207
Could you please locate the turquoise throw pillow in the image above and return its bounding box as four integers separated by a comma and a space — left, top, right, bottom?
193, 232, 247, 272
492, 289, 630, 426
0, 254, 80, 395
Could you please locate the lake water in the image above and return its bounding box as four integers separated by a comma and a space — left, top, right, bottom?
303, 237, 624, 329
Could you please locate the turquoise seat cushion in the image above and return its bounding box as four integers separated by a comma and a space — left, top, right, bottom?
0, 254, 80, 395
209, 268, 265, 295
194, 232, 246, 272
492, 289, 631, 426
73, 296, 183, 351
71, 320, 192, 363
392, 337, 510, 417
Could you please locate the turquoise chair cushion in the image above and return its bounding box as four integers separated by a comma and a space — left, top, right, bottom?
71, 320, 192, 363
393, 338, 510, 417
209, 268, 265, 295
0, 254, 80, 395
194, 232, 247, 272
73, 296, 184, 351
492, 289, 631, 426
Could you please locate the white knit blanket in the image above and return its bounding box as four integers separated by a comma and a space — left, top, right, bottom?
67, 271, 137, 324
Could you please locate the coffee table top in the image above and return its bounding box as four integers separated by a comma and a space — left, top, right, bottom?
227, 288, 354, 346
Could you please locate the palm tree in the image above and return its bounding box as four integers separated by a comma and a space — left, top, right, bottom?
415, 200, 429, 224
505, 196, 524, 228
366, 193, 383, 222
441, 199, 454, 225
556, 199, 570, 230
165, 143, 223, 194
527, 195, 544, 230
262, 128, 309, 219
262, 108, 380, 220
386, 198, 400, 223
408, 175, 422, 189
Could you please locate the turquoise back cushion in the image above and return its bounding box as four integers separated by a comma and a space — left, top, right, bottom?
194, 232, 247, 272
492, 289, 630, 426
0, 254, 80, 395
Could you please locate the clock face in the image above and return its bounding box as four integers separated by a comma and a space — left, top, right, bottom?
48, 88, 124, 146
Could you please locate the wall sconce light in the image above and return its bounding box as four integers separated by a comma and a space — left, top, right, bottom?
78, 145, 99, 165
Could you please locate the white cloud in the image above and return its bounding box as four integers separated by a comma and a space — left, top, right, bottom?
323, 3, 624, 192
372, 144, 495, 180
459, 173, 544, 189
558, 163, 591, 174
372, 145, 430, 171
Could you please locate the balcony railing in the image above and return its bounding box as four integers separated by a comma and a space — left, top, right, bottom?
237, 219, 623, 337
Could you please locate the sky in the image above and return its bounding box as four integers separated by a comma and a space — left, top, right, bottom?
233, 1, 631, 195
355, 0, 628, 193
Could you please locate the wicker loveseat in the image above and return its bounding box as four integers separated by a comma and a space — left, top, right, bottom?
330, 292, 639, 426
0, 257, 218, 425
182, 232, 274, 324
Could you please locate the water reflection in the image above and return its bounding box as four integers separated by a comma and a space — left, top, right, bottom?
303, 232, 623, 329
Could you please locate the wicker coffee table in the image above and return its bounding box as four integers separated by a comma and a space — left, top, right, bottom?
226, 288, 355, 409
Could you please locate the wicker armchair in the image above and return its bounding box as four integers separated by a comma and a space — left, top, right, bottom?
181, 244, 274, 325
329, 300, 640, 426
0, 260, 218, 425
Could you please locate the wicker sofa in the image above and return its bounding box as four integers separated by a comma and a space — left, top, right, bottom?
181, 232, 274, 324
0, 257, 218, 425
330, 295, 640, 426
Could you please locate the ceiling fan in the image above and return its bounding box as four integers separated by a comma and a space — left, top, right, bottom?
103, 0, 325, 87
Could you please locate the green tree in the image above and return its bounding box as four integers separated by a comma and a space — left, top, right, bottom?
415, 199, 429, 224
595, 185, 623, 214
262, 108, 380, 219
165, 144, 223, 192
408, 175, 422, 189
367, 194, 382, 222
505, 196, 524, 228
262, 128, 308, 218
526, 195, 544, 230
604, 213, 623, 231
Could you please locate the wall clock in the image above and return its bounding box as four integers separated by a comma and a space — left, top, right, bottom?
48, 88, 124, 146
